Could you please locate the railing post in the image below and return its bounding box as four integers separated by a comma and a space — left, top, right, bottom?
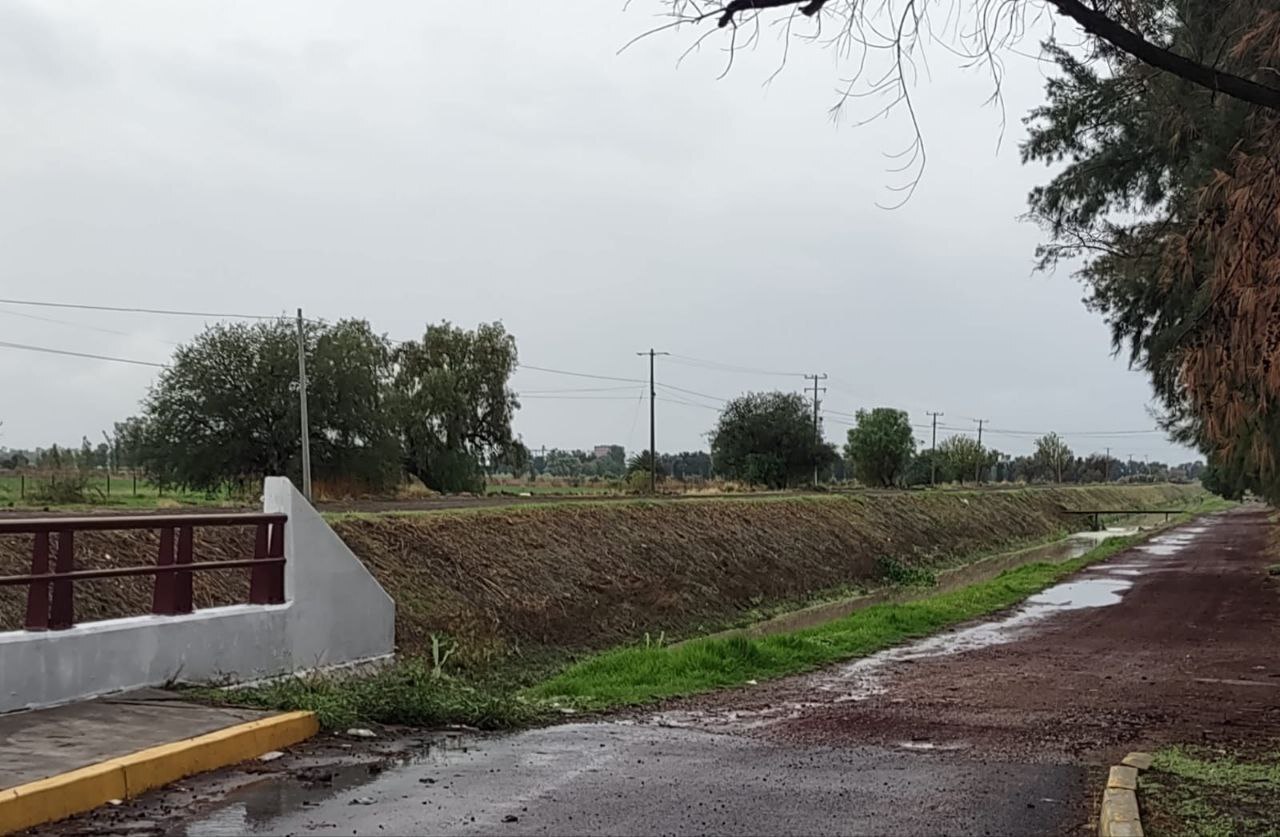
267, 520, 285, 604
152, 527, 177, 615
49, 529, 75, 630
249, 523, 270, 605
175, 525, 194, 614
24, 532, 50, 630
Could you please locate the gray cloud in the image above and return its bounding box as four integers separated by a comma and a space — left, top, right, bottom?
0, 0, 1192, 464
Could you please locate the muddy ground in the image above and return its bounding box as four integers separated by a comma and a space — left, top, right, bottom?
30, 506, 1279, 836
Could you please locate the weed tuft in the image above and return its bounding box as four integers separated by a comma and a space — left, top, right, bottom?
190, 658, 541, 731
875, 555, 938, 587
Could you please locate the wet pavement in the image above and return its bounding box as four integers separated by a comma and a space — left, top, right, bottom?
34, 509, 1280, 837
178, 724, 1081, 837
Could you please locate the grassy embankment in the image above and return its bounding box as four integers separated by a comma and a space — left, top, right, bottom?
211, 495, 1229, 729
1141, 746, 1280, 837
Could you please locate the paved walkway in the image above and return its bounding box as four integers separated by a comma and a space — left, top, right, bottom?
31, 508, 1280, 836
0, 689, 268, 789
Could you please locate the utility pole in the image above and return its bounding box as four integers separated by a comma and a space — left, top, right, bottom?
927, 411, 944, 486
805, 373, 828, 485
972, 418, 987, 484
636, 349, 669, 493
1105, 447, 1111, 482
296, 308, 312, 500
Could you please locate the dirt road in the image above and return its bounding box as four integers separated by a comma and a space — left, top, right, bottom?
34, 508, 1280, 836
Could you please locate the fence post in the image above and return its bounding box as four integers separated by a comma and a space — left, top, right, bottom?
19, 474, 24, 499
174, 525, 194, 613
49, 529, 74, 629
152, 527, 176, 615
133, 471, 138, 497
24, 532, 50, 630
268, 520, 285, 603
249, 523, 270, 604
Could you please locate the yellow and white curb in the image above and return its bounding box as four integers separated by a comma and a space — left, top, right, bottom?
1099, 751, 1154, 837
0, 710, 318, 834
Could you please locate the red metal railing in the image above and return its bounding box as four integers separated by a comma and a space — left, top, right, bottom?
0, 513, 286, 631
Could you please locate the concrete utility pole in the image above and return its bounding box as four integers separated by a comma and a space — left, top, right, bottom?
1105, 447, 1111, 482
927, 411, 944, 486
296, 308, 312, 501
972, 418, 987, 484
805, 373, 828, 485
636, 349, 669, 493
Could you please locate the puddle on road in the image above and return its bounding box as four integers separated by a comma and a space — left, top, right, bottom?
652, 522, 1205, 731
180, 733, 483, 836
896, 740, 970, 752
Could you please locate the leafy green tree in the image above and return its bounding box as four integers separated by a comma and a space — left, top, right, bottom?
937, 435, 985, 486
392, 321, 524, 493
140, 319, 401, 492
1034, 433, 1073, 484
626, 450, 667, 477
661, 450, 712, 480
905, 449, 947, 487
710, 392, 837, 488
1022, 4, 1280, 499
843, 408, 914, 487
596, 445, 627, 478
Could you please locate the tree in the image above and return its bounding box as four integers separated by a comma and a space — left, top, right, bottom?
843, 408, 914, 487
626, 450, 667, 477
140, 319, 401, 492
710, 391, 837, 488
392, 321, 524, 493
1020, 3, 1280, 500
1035, 433, 1073, 484
640, 1, 1280, 209
905, 449, 948, 487
937, 435, 985, 486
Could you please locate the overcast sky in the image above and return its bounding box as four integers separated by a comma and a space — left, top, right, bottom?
0, 0, 1193, 463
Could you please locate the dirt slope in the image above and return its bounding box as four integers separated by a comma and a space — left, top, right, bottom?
0, 485, 1203, 654
332, 484, 1202, 656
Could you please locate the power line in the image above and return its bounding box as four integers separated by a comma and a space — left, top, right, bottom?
665, 353, 806, 378
518, 385, 640, 394
519, 394, 645, 401
0, 340, 168, 368
517, 363, 647, 385
656, 396, 722, 412
655, 382, 731, 404
0, 297, 288, 321
0, 308, 184, 346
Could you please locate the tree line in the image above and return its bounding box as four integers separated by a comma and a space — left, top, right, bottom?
1, 321, 1203, 496
1, 319, 527, 495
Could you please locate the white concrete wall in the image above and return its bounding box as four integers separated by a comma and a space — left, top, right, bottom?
0, 478, 395, 713
264, 477, 396, 669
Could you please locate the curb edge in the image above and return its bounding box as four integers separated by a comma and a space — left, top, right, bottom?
0, 710, 318, 834
1099, 752, 1152, 837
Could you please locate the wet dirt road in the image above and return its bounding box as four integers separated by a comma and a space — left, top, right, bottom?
38, 508, 1280, 837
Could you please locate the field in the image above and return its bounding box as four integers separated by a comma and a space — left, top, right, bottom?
0, 473, 239, 511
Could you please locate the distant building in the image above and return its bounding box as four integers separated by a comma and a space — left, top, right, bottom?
593, 445, 615, 460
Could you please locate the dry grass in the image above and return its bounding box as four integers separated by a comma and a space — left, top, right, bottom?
331, 483, 1203, 659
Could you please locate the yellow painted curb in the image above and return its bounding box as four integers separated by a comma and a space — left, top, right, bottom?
0, 710, 318, 834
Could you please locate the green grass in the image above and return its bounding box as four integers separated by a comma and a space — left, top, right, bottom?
1142, 746, 1280, 837
191, 657, 542, 731
527, 534, 1146, 710
0, 473, 236, 510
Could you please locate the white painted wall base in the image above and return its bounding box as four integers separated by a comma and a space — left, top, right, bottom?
0, 478, 395, 713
